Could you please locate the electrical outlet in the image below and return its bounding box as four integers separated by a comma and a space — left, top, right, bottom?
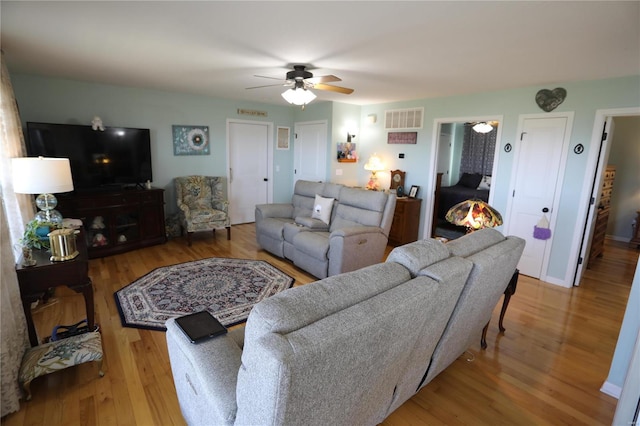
336, 169, 343, 176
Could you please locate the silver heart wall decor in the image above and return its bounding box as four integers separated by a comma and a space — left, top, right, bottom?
535, 88, 567, 112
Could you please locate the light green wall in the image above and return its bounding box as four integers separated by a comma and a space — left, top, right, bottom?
607, 116, 640, 240
11, 72, 640, 282
606, 254, 640, 391
360, 75, 640, 281
11, 73, 299, 211
331, 102, 361, 187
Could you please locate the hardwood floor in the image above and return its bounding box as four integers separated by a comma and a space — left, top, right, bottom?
2, 225, 635, 425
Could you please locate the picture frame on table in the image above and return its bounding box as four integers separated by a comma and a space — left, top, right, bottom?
408, 185, 419, 198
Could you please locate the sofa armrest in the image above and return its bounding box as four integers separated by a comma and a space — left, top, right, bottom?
330, 226, 384, 238
212, 199, 229, 213
178, 203, 191, 219
165, 318, 242, 424
328, 226, 388, 276
295, 216, 330, 230
255, 203, 294, 221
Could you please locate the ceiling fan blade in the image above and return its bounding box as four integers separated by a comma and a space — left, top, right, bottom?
246, 83, 288, 90
254, 74, 285, 81
307, 75, 341, 84
313, 83, 354, 94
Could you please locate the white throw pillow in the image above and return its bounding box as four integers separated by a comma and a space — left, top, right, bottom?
478, 175, 492, 190
311, 194, 334, 225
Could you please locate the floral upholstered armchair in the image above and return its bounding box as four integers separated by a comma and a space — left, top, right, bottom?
174, 176, 230, 245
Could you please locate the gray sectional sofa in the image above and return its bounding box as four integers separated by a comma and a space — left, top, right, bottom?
255, 180, 396, 278
165, 228, 525, 425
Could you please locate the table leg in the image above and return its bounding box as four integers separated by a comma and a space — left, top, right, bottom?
481, 322, 489, 349
22, 297, 39, 347
69, 278, 95, 331
498, 270, 519, 333
499, 293, 512, 333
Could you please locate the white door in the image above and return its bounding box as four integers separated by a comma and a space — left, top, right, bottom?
506, 116, 571, 279
293, 120, 327, 184
227, 120, 272, 224
574, 117, 615, 284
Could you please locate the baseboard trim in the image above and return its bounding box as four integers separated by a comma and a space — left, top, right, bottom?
600, 381, 621, 399
605, 234, 631, 243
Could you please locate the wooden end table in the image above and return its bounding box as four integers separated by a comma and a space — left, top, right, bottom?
15, 228, 94, 347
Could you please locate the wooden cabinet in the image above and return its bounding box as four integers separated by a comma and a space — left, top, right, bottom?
588, 165, 615, 267
389, 197, 422, 246
58, 188, 166, 258
631, 211, 640, 248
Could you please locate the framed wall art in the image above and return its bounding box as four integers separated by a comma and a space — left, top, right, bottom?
173, 125, 210, 156
388, 131, 417, 144
337, 142, 357, 162
277, 126, 290, 150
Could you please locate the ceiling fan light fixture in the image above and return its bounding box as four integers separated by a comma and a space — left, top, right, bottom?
281, 87, 316, 106
472, 122, 493, 134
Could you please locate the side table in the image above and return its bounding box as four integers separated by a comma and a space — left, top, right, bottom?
15, 228, 94, 347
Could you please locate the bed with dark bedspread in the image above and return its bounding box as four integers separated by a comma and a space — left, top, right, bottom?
437, 173, 490, 220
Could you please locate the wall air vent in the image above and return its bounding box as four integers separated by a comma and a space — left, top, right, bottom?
384, 107, 424, 130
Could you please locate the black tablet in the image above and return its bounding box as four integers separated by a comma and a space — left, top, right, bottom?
175, 311, 227, 343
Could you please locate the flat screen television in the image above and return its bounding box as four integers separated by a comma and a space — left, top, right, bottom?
26, 122, 152, 192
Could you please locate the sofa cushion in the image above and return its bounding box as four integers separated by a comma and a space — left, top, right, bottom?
291, 181, 325, 218
256, 217, 292, 240
311, 195, 334, 225
386, 238, 450, 277
294, 216, 329, 230
190, 208, 227, 224
243, 262, 411, 340
446, 227, 505, 257
330, 188, 388, 231
292, 231, 330, 259
321, 182, 343, 199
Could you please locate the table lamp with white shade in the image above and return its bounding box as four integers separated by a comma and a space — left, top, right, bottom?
12, 156, 74, 226
364, 153, 385, 191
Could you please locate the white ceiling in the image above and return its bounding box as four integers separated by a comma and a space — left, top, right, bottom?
2, 1, 639, 107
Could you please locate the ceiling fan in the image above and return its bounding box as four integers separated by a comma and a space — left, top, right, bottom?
246, 65, 354, 106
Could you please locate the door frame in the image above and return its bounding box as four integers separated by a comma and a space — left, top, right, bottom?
426, 115, 504, 239
504, 112, 574, 285
570, 107, 640, 286
225, 118, 274, 220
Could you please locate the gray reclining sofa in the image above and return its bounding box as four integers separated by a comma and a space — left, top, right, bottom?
255, 180, 396, 278
166, 228, 525, 425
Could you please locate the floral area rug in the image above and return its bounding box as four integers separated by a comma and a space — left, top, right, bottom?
114, 257, 294, 331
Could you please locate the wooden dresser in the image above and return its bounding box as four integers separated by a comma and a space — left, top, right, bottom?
389, 197, 422, 246
588, 165, 615, 267
631, 210, 640, 248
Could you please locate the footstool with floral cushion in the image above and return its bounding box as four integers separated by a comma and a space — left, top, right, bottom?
19, 331, 104, 400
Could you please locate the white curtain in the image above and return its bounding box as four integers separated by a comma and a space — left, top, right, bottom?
0, 53, 32, 416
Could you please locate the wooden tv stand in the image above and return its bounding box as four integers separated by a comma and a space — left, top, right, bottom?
58, 188, 166, 258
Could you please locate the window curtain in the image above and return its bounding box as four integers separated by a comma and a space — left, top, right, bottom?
0, 53, 32, 416
459, 123, 497, 176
